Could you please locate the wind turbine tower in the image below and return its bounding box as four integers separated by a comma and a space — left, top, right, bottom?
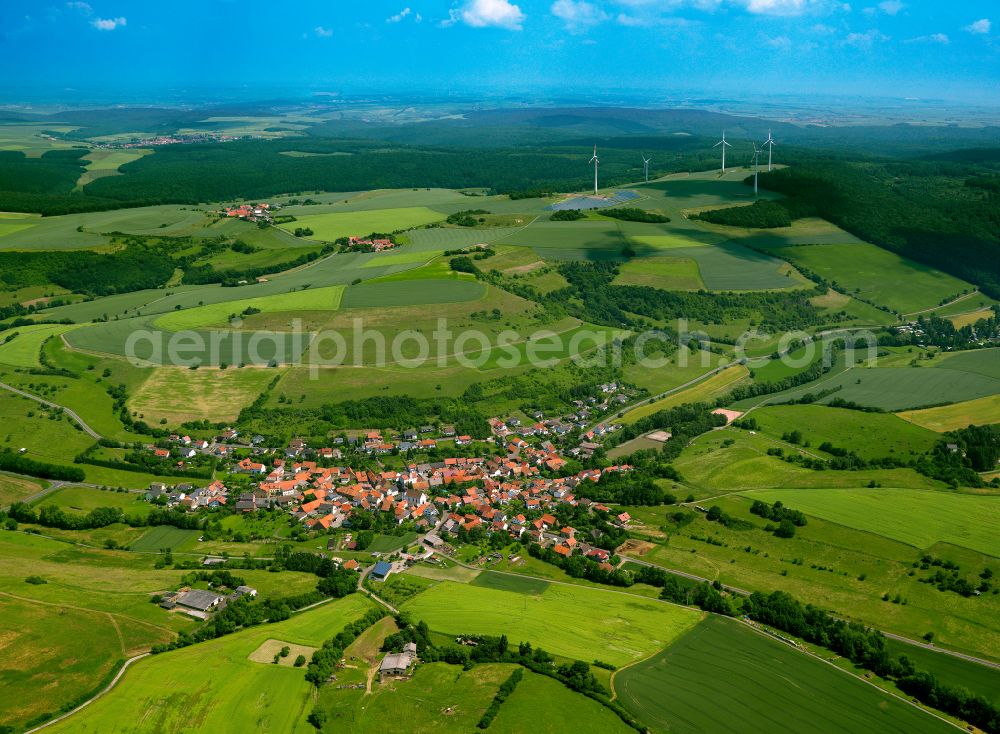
762, 130, 776, 172
590, 145, 599, 195
713, 131, 732, 174
642, 154, 651, 183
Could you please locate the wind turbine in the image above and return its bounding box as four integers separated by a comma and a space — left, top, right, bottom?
761, 130, 775, 172
642, 154, 652, 183
713, 131, 732, 174
590, 144, 599, 195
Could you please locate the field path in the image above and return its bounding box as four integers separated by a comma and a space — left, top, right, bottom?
23, 653, 150, 734
0, 379, 103, 439
107, 612, 126, 656
903, 290, 980, 318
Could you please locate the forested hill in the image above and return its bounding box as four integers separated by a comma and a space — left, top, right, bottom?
756, 154, 1000, 298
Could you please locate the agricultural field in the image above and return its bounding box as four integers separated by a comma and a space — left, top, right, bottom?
44, 595, 375, 734
748, 487, 1000, 557
401, 580, 702, 667
673, 427, 942, 492
613, 255, 704, 290
765, 242, 972, 314
616, 616, 955, 734
127, 365, 277, 424
319, 661, 516, 734
0, 389, 95, 469
884, 637, 1000, 706
897, 394, 1000, 432
153, 285, 345, 331
618, 364, 749, 424
748, 404, 940, 459
754, 364, 1000, 411
76, 148, 152, 187
128, 525, 202, 553
278, 206, 445, 241
490, 671, 633, 734
33, 485, 152, 518
0, 322, 78, 368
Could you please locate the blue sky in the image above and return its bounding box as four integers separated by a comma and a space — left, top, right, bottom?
0, 1, 997, 103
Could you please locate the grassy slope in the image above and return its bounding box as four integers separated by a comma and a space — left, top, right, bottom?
616, 616, 954, 734
402, 581, 702, 667
44, 595, 375, 734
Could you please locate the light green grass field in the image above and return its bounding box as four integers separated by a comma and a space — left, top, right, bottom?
367, 532, 419, 554
897, 394, 1000, 432
614, 256, 704, 290
748, 487, 1000, 557
0, 472, 43, 507
624, 493, 1000, 662
279, 206, 445, 241
770, 242, 972, 314
749, 404, 940, 460
616, 616, 954, 734
33, 486, 152, 517
341, 278, 485, 308
0, 323, 77, 367
885, 637, 1000, 706
129, 526, 201, 553
619, 365, 749, 424
44, 594, 375, 734
491, 670, 633, 734
154, 285, 344, 331
402, 581, 702, 667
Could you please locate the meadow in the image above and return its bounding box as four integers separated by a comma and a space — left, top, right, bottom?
340, 278, 485, 309
129, 526, 202, 553
897, 394, 1000, 432
747, 487, 1000, 557
884, 638, 1000, 706
626, 492, 1000, 661
490, 670, 633, 734
44, 594, 375, 734
278, 206, 445, 241
749, 404, 940, 459
0, 322, 78, 368
33, 486, 153, 518
618, 365, 748, 424
401, 580, 702, 667
766, 242, 972, 314
0, 472, 43, 507
613, 255, 704, 290
616, 616, 955, 734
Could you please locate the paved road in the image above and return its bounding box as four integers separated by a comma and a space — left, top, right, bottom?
0, 380, 102, 440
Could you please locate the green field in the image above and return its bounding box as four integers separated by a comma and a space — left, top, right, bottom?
932, 348, 1000, 380
749, 487, 1000, 556
130, 525, 202, 553
33, 486, 152, 518
0, 323, 78, 367
44, 595, 375, 734
341, 278, 485, 308
749, 404, 940, 460
769, 242, 972, 314
0, 473, 43, 507
366, 532, 419, 554
127, 365, 277, 424
491, 670, 633, 734
757, 365, 1000, 411
898, 394, 1000, 432
614, 256, 704, 290
401, 581, 702, 667
154, 285, 345, 331
470, 570, 550, 595
885, 638, 1000, 706
618, 365, 748, 424
279, 206, 445, 241
616, 616, 955, 734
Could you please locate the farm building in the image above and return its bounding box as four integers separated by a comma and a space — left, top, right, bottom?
370, 560, 393, 582
379, 642, 418, 681
175, 589, 224, 613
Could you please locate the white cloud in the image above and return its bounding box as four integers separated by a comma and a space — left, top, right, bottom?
965, 18, 990, 35
764, 34, 792, 49
445, 0, 526, 29
387, 7, 412, 23
844, 28, 888, 47
878, 0, 903, 15
314, 25, 333, 37
91, 16, 125, 31
744, 0, 830, 16
905, 32, 949, 44
551, 0, 608, 32
66, 1, 92, 13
